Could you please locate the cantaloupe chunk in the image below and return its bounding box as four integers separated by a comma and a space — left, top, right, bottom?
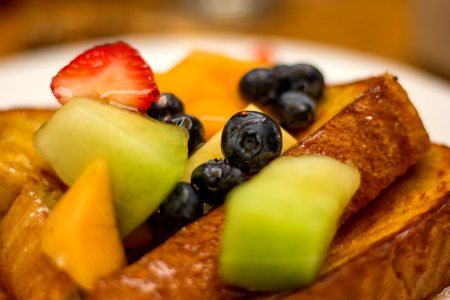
42, 157, 126, 291
155, 51, 268, 139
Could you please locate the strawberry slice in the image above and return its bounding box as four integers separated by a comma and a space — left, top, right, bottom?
51, 41, 160, 112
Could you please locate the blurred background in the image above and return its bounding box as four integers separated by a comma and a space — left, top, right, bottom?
0, 0, 449, 81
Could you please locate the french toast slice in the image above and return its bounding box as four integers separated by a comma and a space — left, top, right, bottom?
87, 74, 431, 299
87, 143, 450, 300
0, 109, 55, 220
0, 109, 57, 299
0, 110, 78, 299
278, 143, 450, 299
0, 178, 79, 300
287, 74, 430, 223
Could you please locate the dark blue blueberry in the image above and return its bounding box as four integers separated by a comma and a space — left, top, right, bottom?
288, 64, 324, 100
146, 93, 184, 121
221, 111, 282, 174
191, 159, 246, 205
273, 91, 316, 131
159, 182, 203, 233
239, 68, 277, 104
168, 114, 205, 155
272, 64, 293, 95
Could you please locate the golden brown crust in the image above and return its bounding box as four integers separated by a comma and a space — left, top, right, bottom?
87, 142, 449, 300
0, 109, 55, 219
0, 109, 78, 299
287, 74, 430, 222
0, 179, 80, 300
278, 144, 450, 299
281, 199, 450, 300
87, 75, 433, 299
89, 206, 228, 299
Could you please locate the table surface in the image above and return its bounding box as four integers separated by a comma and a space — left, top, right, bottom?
0, 0, 448, 82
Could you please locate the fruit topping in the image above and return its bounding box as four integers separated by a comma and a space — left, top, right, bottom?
221, 111, 282, 174
191, 159, 246, 205
239, 64, 324, 130
239, 63, 324, 104
42, 157, 126, 291
239, 68, 277, 104
145, 92, 205, 156
146, 92, 184, 121
238, 64, 324, 132
50, 41, 160, 112
286, 63, 325, 99
159, 182, 203, 233
181, 104, 298, 181
167, 113, 205, 155
219, 155, 360, 291
271, 64, 293, 94
34, 98, 188, 236
272, 91, 316, 130
155, 51, 265, 139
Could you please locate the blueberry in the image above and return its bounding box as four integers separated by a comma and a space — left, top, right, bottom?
288, 64, 324, 100
221, 111, 282, 174
191, 159, 246, 205
239, 68, 277, 104
159, 182, 203, 233
146, 93, 184, 121
168, 114, 205, 155
272, 64, 293, 95
273, 91, 316, 131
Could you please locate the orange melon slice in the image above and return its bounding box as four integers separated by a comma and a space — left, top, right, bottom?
156, 51, 268, 139
42, 157, 126, 290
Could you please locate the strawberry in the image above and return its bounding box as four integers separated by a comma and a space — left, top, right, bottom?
51, 41, 160, 112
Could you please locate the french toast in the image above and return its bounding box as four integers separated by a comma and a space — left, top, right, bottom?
279, 143, 450, 299
0, 110, 77, 299
0, 110, 59, 299
0, 178, 79, 300
88, 144, 450, 300
0, 51, 443, 299
287, 74, 430, 223
0, 109, 56, 220
87, 74, 432, 298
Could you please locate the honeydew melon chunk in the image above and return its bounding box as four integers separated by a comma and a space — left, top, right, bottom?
181, 103, 297, 181
34, 98, 188, 236
219, 155, 360, 291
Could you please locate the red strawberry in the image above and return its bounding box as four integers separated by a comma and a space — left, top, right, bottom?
51, 41, 160, 112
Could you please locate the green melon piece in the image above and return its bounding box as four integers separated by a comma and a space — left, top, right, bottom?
219, 155, 360, 291
34, 98, 188, 236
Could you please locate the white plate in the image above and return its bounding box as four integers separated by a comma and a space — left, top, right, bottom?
0, 34, 449, 298
0, 34, 449, 146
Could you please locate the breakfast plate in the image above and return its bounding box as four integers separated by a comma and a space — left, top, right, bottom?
0, 34, 449, 299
